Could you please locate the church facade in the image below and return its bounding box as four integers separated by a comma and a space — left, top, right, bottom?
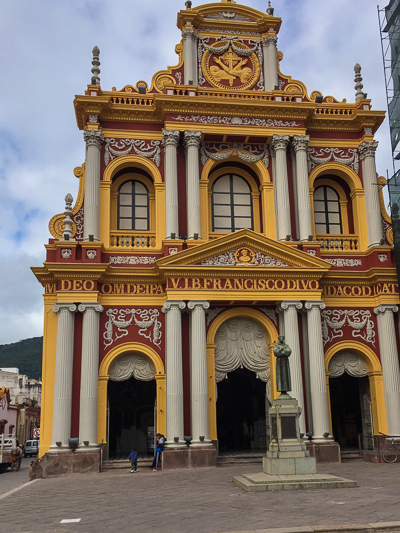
33, 0, 400, 472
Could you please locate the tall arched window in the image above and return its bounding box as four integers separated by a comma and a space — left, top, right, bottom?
314, 185, 342, 234
117, 180, 149, 231
212, 174, 253, 232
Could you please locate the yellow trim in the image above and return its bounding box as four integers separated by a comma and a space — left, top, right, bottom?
206, 307, 279, 441
97, 342, 166, 445
324, 341, 387, 436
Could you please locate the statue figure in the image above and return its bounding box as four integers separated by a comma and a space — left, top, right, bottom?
273, 335, 292, 393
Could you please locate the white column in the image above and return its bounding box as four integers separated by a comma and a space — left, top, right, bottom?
280, 301, 306, 434
184, 130, 202, 239
292, 135, 313, 241
271, 135, 291, 240
305, 301, 331, 442
78, 303, 103, 447
188, 300, 211, 445
262, 34, 278, 91
83, 130, 104, 241
182, 27, 198, 85
359, 141, 383, 247
162, 300, 186, 446
51, 303, 77, 449
163, 129, 180, 239
374, 304, 400, 435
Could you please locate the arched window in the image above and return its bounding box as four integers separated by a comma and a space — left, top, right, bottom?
117, 180, 149, 231
211, 174, 253, 232
314, 185, 342, 234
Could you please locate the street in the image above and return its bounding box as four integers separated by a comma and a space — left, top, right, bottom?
0, 457, 36, 498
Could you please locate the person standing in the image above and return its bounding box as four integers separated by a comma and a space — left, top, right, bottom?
129, 449, 138, 473
150, 433, 165, 471
11, 443, 22, 472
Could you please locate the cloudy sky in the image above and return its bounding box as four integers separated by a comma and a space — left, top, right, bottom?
0, 0, 393, 345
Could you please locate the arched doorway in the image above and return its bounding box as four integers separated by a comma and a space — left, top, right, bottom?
214, 317, 271, 454
107, 352, 157, 459
328, 350, 373, 450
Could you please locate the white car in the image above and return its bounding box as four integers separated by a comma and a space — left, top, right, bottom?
24, 440, 39, 457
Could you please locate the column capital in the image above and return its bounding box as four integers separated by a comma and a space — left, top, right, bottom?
374, 304, 399, 315
305, 300, 325, 311
292, 135, 310, 153
262, 34, 278, 46
83, 130, 104, 149
53, 303, 77, 314
184, 130, 202, 149
162, 300, 186, 313
359, 141, 378, 161
271, 135, 290, 153
162, 129, 180, 148
78, 302, 104, 313
182, 27, 197, 41
280, 301, 303, 312
187, 300, 210, 311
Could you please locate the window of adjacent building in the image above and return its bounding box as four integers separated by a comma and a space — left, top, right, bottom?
212, 174, 253, 232
117, 180, 149, 231
314, 185, 342, 234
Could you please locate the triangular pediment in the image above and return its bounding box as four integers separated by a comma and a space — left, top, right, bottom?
156, 229, 331, 271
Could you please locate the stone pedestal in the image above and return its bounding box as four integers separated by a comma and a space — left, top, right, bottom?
162, 445, 217, 470
29, 450, 101, 479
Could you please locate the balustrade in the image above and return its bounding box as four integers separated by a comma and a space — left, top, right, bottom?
110, 231, 156, 249
316, 234, 359, 252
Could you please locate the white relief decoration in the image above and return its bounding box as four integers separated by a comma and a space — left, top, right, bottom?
215, 318, 271, 401
61, 249, 72, 259
171, 115, 300, 128
260, 308, 278, 325
321, 309, 375, 347
201, 142, 269, 167
109, 353, 156, 382
199, 28, 261, 36
201, 249, 288, 267
109, 256, 157, 265
206, 308, 224, 326
307, 147, 359, 174
174, 71, 182, 84
378, 254, 388, 263
306, 249, 317, 256
328, 350, 368, 378
103, 308, 162, 349
86, 249, 97, 260
325, 258, 362, 267
364, 127, 373, 135
104, 139, 161, 167
168, 247, 179, 255
74, 207, 84, 241
88, 114, 98, 123
278, 79, 286, 90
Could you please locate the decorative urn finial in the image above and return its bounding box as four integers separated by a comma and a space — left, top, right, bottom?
91, 46, 101, 86
61, 194, 74, 241
267, 1, 274, 15
185, 0, 192, 8
354, 63, 364, 101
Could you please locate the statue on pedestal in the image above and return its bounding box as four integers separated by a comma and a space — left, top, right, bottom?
273, 335, 292, 394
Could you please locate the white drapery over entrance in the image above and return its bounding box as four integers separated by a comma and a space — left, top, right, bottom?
109, 353, 156, 382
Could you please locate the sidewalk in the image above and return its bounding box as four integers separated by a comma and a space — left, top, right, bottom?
1, 460, 400, 533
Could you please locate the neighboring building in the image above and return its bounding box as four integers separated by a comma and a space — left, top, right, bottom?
0, 369, 42, 407
0, 388, 18, 436
32, 0, 399, 474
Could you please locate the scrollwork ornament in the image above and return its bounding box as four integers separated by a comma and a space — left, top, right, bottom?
162, 129, 180, 148
322, 309, 376, 346
53, 303, 77, 314
187, 300, 210, 311
292, 135, 310, 153
103, 308, 162, 349
271, 135, 290, 153
305, 301, 325, 311
78, 303, 103, 314
262, 35, 278, 47
83, 130, 104, 149
280, 301, 302, 312
374, 304, 399, 315
359, 141, 378, 161
184, 130, 202, 149
162, 301, 186, 313
307, 147, 359, 174
104, 138, 161, 167
201, 142, 269, 168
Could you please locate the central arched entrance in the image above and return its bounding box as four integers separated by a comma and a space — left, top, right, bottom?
214, 316, 271, 454
107, 352, 157, 459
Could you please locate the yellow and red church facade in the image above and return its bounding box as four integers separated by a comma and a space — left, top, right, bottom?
33, 0, 400, 472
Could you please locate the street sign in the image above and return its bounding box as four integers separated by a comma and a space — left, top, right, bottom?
33, 428, 40, 439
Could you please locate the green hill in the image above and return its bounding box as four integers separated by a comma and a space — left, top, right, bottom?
0, 337, 43, 380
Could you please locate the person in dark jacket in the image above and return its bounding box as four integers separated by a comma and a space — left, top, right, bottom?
129, 449, 138, 473
150, 433, 165, 471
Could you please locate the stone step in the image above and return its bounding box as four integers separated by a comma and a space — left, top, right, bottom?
233, 472, 357, 492
217, 454, 263, 467
102, 458, 153, 470
341, 451, 363, 462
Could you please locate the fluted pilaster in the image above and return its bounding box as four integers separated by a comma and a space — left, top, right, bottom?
51, 303, 77, 448
271, 135, 291, 240
162, 300, 186, 445
280, 301, 305, 433
184, 131, 202, 239
305, 301, 331, 441
262, 34, 278, 91
374, 304, 400, 435
359, 141, 383, 247
163, 130, 180, 239
292, 135, 313, 241
83, 130, 104, 241
78, 303, 103, 447
188, 300, 211, 445
182, 28, 198, 85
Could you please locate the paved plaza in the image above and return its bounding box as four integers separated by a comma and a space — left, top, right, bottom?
1, 459, 400, 532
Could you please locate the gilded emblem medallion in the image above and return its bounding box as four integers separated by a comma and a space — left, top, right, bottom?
202, 40, 260, 90
234, 248, 256, 265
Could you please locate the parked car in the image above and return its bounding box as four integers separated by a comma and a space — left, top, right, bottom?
24, 440, 39, 457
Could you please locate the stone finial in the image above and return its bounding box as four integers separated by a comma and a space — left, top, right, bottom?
61, 194, 74, 241
91, 46, 100, 86
185, 0, 192, 8
354, 63, 364, 101
267, 1, 274, 15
